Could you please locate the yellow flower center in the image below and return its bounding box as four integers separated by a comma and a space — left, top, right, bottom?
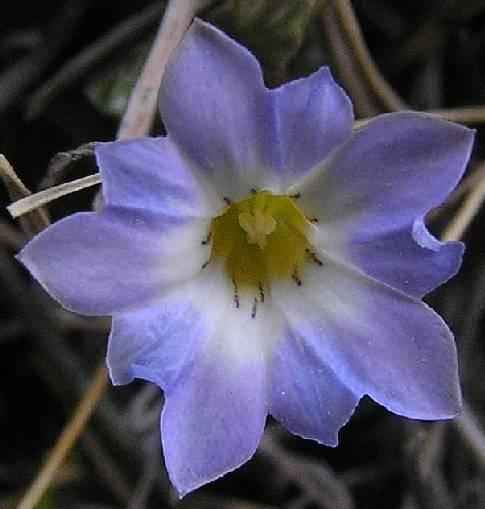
209, 190, 313, 290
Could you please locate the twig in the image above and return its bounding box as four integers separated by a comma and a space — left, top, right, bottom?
260, 431, 354, 509
0, 155, 50, 235
0, 219, 26, 249
25, 2, 163, 120
8, 0, 209, 217
184, 494, 275, 509
321, 4, 379, 118
7, 173, 102, 219
39, 142, 99, 190
441, 161, 485, 241
416, 424, 446, 480
353, 105, 485, 131
437, 159, 485, 469
12, 104, 485, 219
12, 5, 211, 507
117, 0, 210, 139
332, 0, 407, 111
127, 445, 160, 509
0, 248, 149, 493
81, 430, 132, 504
427, 163, 485, 221
340, 461, 401, 487
17, 364, 109, 509
0, 0, 88, 113
452, 402, 485, 468
429, 106, 485, 125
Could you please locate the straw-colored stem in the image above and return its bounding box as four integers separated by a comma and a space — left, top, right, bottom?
332, 0, 407, 111
117, 0, 209, 139
7, 173, 102, 219
15, 3, 206, 507
430, 106, 485, 125
441, 161, 485, 242
17, 365, 108, 509
452, 402, 485, 468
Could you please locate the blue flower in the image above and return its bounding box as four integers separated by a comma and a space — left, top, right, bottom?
18, 20, 474, 496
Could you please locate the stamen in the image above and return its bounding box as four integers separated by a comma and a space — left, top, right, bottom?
232, 277, 240, 308
201, 231, 211, 245
209, 190, 313, 290
306, 248, 324, 266
251, 298, 258, 319
291, 270, 302, 286
291, 193, 301, 199
223, 197, 232, 205
201, 260, 210, 270
309, 217, 319, 223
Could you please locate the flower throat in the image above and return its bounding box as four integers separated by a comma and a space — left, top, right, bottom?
208, 190, 316, 291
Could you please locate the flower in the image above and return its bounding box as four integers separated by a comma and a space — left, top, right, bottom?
18, 19, 474, 497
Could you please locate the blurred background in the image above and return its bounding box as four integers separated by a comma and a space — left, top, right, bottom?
1, 1, 484, 507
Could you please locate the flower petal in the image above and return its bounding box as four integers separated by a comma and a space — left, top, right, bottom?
159, 267, 278, 496
274, 260, 462, 420
107, 300, 203, 389
269, 327, 360, 445
96, 136, 219, 217
271, 67, 353, 185
294, 112, 474, 296
335, 219, 464, 297
162, 349, 266, 497
18, 208, 208, 315
159, 19, 278, 199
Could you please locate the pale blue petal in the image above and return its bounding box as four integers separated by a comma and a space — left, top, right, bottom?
159, 19, 278, 198
18, 208, 207, 315
275, 260, 462, 420
96, 136, 218, 217
107, 300, 203, 389
161, 328, 267, 497
297, 112, 474, 296
271, 66, 353, 185
344, 219, 464, 296
269, 327, 360, 445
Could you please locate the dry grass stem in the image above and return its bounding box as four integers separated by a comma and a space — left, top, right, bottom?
117, 0, 210, 140
430, 106, 485, 125
17, 365, 109, 509
442, 161, 485, 241
452, 403, 485, 468
332, 0, 407, 112
1, 154, 50, 234
7, 172, 102, 219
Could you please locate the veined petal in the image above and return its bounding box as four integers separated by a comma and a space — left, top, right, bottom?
269, 327, 360, 446
293, 112, 474, 296
328, 219, 465, 297
107, 300, 203, 389
274, 260, 462, 420
162, 350, 266, 498
271, 67, 353, 185
18, 208, 208, 315
294, 113, 474, 232
96, 136, 219, 217
159, 19, 279, 199
160, 267, 280, 497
